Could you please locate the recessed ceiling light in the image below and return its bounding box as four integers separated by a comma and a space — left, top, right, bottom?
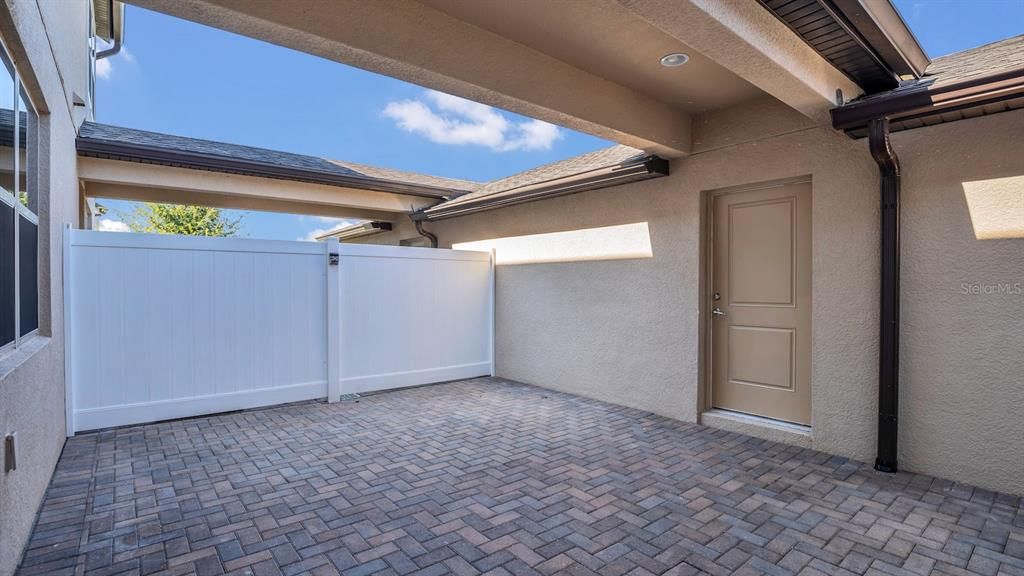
660, 53, 689, 67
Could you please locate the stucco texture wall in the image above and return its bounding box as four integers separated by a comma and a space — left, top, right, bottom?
896, 108, 1024, 494
0, 0, 86, 573
364, 101, 1024, 496
417, 98, 882, 465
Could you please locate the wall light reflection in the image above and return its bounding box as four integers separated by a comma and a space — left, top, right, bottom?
454, 222, 653, 265
963, 176, 1024, 240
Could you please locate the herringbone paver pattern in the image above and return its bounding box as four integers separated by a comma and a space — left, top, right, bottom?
17, 378, 1024, 575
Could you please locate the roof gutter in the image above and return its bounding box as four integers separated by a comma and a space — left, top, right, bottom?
315, 221, 393, 242
413, 155, 669, 222
96, 1, 124, 60
832, 67, 1024, 134
76, 137, 459, 200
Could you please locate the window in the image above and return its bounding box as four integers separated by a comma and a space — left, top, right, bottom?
0, 45, 39, 352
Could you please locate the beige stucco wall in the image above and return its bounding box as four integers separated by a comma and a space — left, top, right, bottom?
0, 0, 87, 573
398, 98, 883, 464
396, 100, 1024, 495
896, 108, 1024, 495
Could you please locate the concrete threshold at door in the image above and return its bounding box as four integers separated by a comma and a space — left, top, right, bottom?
701, 408, 812, 449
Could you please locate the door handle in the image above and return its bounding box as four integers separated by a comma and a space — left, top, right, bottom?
712, 306, 726, 317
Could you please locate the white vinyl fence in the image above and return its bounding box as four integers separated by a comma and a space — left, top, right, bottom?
64, 228, 494, 433
333, 244, 494, 395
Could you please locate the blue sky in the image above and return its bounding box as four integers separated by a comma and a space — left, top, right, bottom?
891, 0, 1023, 58
94, 6, 612, 240
95, 2, 1024, 240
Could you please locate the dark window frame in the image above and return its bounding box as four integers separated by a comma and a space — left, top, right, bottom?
0, 42, 40, 353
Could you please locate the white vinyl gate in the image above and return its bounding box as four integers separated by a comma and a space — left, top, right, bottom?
63, 228, 494, 434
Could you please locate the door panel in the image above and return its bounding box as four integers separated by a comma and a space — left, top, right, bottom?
728, 326, 794, 390
711, 181, 811, 425
729, 198, 795, 306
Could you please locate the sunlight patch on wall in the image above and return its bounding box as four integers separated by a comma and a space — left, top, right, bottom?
963, 176, 1024, 240
453, 222, 652, 265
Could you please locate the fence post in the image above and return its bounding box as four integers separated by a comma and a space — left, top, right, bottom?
63, 223, 75, 436
489, 248, 496, 377
326, 238, 341, 402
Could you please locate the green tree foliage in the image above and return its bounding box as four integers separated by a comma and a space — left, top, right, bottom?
126, 203, 243, 237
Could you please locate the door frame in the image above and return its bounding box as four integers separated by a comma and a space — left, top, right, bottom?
699, 176, 813, 423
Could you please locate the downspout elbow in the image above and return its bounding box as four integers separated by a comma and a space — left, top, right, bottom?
96, 38, 121, 61
414, 218, 438, 249
869, 118, 901, 178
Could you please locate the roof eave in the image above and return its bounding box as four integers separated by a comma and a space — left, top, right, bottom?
757, 0, 895, 92
757, 0, 931, 93
76, 137, 459, 200
832, 0, 930, 78
414, 155, 670, 222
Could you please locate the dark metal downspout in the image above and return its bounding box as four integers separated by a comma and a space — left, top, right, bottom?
868, 117, 900, 473
414, 218, 438, 248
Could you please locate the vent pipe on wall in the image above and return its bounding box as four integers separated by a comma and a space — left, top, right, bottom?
868, 117, 900, 473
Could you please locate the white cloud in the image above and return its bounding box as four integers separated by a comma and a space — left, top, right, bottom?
383, 90, 562, 152
298, 218, 363, 242
95, 57, 112, 80
94, 48, 134, 81
96, 218, 130, 232
299, 228, 334, 242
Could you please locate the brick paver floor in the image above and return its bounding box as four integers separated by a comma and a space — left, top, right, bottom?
17, 378, 1024, 576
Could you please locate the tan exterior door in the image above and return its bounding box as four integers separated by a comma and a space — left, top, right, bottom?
710, 181, 811, 425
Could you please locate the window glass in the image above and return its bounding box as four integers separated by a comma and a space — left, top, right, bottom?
18, 85, 37, 335
0, 50, 15, 348
0, 47, 39, 345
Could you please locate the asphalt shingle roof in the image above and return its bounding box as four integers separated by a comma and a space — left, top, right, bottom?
851, 35, 1024, 104
925, 35, 1024, 84
435, 144, 646, 210
77, 121, 646, 211
327, 159, 480, 194
77, 122, 480, 195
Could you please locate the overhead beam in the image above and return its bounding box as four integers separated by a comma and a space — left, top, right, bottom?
616, 0, 863, 124
79, 156, 433, 220
128, 0, 692, 157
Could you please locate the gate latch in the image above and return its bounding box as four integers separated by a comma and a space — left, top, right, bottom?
328, 254, 339, 266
